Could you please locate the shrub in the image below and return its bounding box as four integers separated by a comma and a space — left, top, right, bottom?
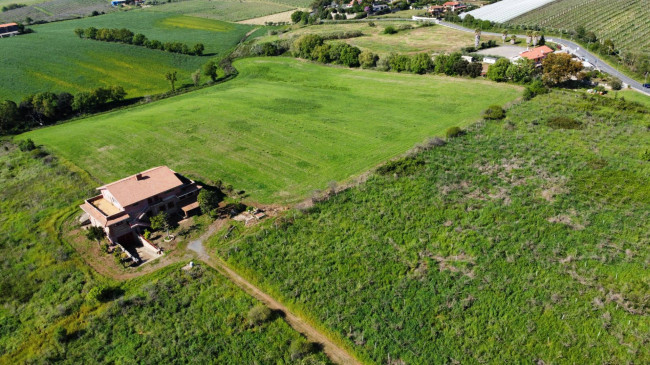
247, 304, 272, 326
150, 212, 169, 232
54, 327, 67, 343
483, 105, 505, 120
368, 21, 376, 27
377, 156, 425, 176
609, 77, 622, 90
383, 26, 397, 34
18, 138, 35, 151
547, 116, 582, 130
446, 126, 463, 138
290, 338, 315, 360
359, 50, 378, 69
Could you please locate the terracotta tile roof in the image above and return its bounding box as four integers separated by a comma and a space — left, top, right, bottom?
443, 1, 461, 6
99, 166, 183, 207
520, 46, 554, 61
0, 23, 18, 28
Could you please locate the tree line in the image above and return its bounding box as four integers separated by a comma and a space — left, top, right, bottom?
0, 86, 126, 135
73, 27, 205, 56
289, 34, 483, 77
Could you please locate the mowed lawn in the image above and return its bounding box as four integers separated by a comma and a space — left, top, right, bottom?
0, 11, 254, 101
24, 58, 522, 203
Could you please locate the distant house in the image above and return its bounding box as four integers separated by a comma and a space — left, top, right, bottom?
519, 45, 554, 64
443, 1, 466, 12
483, 57, 497, 64
461, 55, 474, 63
0, 23, 19, 38
111, 0, 126, 6
427, 5, 445, 17
372, 3, 388, 12
80, 166, 202, 246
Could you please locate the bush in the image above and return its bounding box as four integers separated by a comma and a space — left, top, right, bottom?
446, 126, 463, 138
247, 304, 272, 326
547, 116, 582, 130
377, 156, 425, 176
359, 50, 378, 69
290, 338, 315, 361
483, 105, 505, 120
54, 327, 67, 343
610, 77, 622, 90
383, 26, 397, 34
18, 138, 35, 151
523, 80, 549, 100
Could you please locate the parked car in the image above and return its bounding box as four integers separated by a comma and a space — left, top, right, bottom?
643, 83, 650, 88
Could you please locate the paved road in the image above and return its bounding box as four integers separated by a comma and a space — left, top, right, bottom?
437, 20, 650, 96
188, 229, 361, 365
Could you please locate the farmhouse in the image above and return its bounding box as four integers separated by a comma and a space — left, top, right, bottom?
443, 2, 466, 12
0, 23, 19, 38
80, 166, 202, 246
519, 45, 554, 64
427, 5, 445, 17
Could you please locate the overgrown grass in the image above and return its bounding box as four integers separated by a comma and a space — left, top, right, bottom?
0, 11, 255, 101
211, 91, 650, 363
144, 0, 309, 22
0, 144, 331, 363
22, 57, 522, 203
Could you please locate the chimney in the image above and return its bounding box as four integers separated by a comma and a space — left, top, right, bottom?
136, 173, 143, 180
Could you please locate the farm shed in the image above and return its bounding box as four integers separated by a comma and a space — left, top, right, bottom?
0, 23, 19, 38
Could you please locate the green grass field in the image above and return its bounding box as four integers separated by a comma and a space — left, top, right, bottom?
212, 91, 650, 363
144, 0, 309, 22
23, 57, 522, 204
0, 11, 255, 101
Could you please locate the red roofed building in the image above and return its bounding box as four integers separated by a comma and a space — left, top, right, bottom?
0, 23, 19, 38
520, 45, 554, 64
443, 1, 466, 11
80, 166, 202, 246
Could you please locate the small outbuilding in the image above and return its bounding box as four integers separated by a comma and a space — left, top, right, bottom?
0, 23, 19, 38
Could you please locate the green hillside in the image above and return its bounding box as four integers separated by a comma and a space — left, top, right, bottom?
212, 91, 650, 363
0, 11, 254, 101
144, 0, 311, 22
23, 57, 522, 203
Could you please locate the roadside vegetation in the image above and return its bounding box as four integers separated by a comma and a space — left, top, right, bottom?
21, 57, 521, 203
212, 91, 650, 363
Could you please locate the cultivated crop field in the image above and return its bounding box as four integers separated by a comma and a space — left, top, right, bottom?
212, 92, 650, 363
0, 0, 115, 24
258, 22, 502, 55
144, 0, 310, 22
0, 11, 254, 101
509, 0, 650, 54
23, 57, 522, 203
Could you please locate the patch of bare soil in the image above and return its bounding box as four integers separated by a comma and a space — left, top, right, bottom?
413, 250, 476, 279
237, 9, 301, 25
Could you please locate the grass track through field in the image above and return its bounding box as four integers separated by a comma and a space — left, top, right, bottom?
23, 58, 522, 204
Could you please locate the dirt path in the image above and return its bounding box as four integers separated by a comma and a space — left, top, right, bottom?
188, 238, 361, 365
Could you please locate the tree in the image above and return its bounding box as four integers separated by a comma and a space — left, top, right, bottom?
0, 100, 19, 134
474, 28, 481, 49
486, 58, 511, 82
290, 338, 315, 361
466, 62, 482, 78
192, 43, 205, 56
30, 92, 59, 124
110, 86, 126, 102
165, 71, 178, 92
532, 31, 539, 46
610, 77, 622, 90
293, 34, 323, 59
85, 27, 98, 39
150, 212, 170, 238
132, 33, 147, 46
291, 10, 304, 24
542, 53, 583, 85
203, 60, 218, 82
197, 189, 221, 215
86, 226, 105, 245
74, 28, 85, 38
73, 92, 98, 114
523, 80, 549, 100
358, 50, 377, 69
526, 30, 533, 46
191, 69, 201, 86
538, 34, 546, 46
408, 53, 433, 74
338, 44, 361, 67
501, 30, 508, 44
506, 58, 536, 83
